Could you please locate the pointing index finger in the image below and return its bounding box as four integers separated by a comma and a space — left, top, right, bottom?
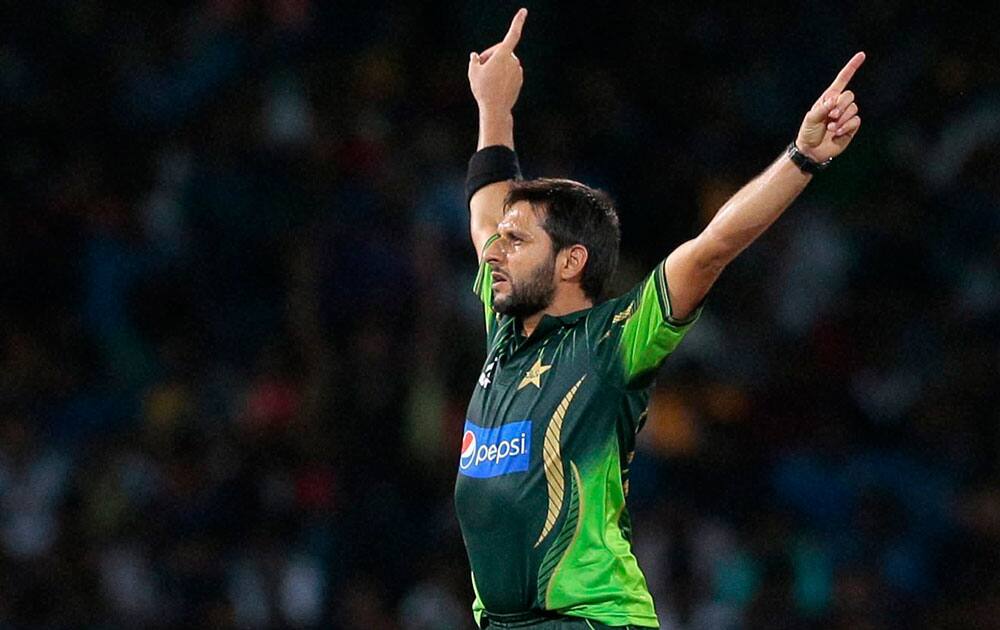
828, 51, 866, 92
499, 8, 528, 52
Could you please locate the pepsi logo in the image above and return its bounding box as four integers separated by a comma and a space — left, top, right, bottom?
460, 431, 477, 469
457, 420, 531, 478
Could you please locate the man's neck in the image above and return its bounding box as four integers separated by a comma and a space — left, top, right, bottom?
521, 293, 593, 337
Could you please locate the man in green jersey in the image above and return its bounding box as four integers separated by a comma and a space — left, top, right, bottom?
454, 8, 865, 628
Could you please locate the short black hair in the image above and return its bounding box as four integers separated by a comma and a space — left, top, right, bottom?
505, 178, 621, 302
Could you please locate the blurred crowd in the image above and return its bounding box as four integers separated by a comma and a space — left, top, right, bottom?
1, 1, 999, 628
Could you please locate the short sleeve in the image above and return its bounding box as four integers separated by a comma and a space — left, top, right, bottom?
589, 260, 702, 389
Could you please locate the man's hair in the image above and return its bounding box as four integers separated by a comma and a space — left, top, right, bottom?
504, 178, 621, 302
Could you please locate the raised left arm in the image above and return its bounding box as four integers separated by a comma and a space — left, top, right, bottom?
665, 52, 866, 321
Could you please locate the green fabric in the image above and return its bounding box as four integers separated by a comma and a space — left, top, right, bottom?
473, 572, 486, 627
474, 234, 502, 338
456, 254, 700, 628
540, 446, 656, 627
482, 613, 638, 628
610, 263, 701, 388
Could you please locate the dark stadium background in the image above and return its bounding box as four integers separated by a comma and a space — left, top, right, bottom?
1, 1, 999, 628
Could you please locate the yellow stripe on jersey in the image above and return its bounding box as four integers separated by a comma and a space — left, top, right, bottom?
534, 375, 586, 548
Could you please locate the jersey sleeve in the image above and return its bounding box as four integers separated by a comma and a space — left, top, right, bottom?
589, 259, 702, 389
472, 234, 501, 341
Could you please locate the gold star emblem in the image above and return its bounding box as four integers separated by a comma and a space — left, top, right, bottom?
518, 356, 552, 390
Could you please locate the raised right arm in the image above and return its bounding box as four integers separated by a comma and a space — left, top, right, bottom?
467, 8, 527, 262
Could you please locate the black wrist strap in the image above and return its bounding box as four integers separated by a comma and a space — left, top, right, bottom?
786, 141, 832, 174
466, 145, 522, 208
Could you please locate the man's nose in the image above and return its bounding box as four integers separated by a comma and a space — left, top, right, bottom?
484, 237, 505, 265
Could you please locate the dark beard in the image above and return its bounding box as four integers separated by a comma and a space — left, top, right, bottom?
492, 255, 556, 319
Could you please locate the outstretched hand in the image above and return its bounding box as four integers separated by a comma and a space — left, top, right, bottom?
796, 52, 866, 162
468, 8, 527, 112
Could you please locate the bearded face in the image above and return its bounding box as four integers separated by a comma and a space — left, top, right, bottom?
485, 201, 564, 320
491, 251, 556, 318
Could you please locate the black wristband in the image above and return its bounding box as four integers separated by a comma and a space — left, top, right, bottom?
786, 141, 833, 174
465, 145, 522, 208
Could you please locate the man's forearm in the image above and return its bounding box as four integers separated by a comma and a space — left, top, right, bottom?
466, 9, 526, 257
699, 152, 811, 267
477, 109, 515, 150
469, 108, 518, 258
666, 53, 864, 321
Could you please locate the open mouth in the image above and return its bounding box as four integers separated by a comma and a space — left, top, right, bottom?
491, 272, 509, 287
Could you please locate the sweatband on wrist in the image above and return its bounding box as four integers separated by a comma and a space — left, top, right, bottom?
465, 145, 522, 209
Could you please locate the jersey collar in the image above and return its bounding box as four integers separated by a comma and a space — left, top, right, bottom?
549, 307, 589, 325
517, 307, 590, 339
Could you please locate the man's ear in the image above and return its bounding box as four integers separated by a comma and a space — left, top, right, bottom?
558, 244, 589, 282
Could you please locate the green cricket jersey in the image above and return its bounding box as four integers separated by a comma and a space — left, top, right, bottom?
454, 235, 702, 628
